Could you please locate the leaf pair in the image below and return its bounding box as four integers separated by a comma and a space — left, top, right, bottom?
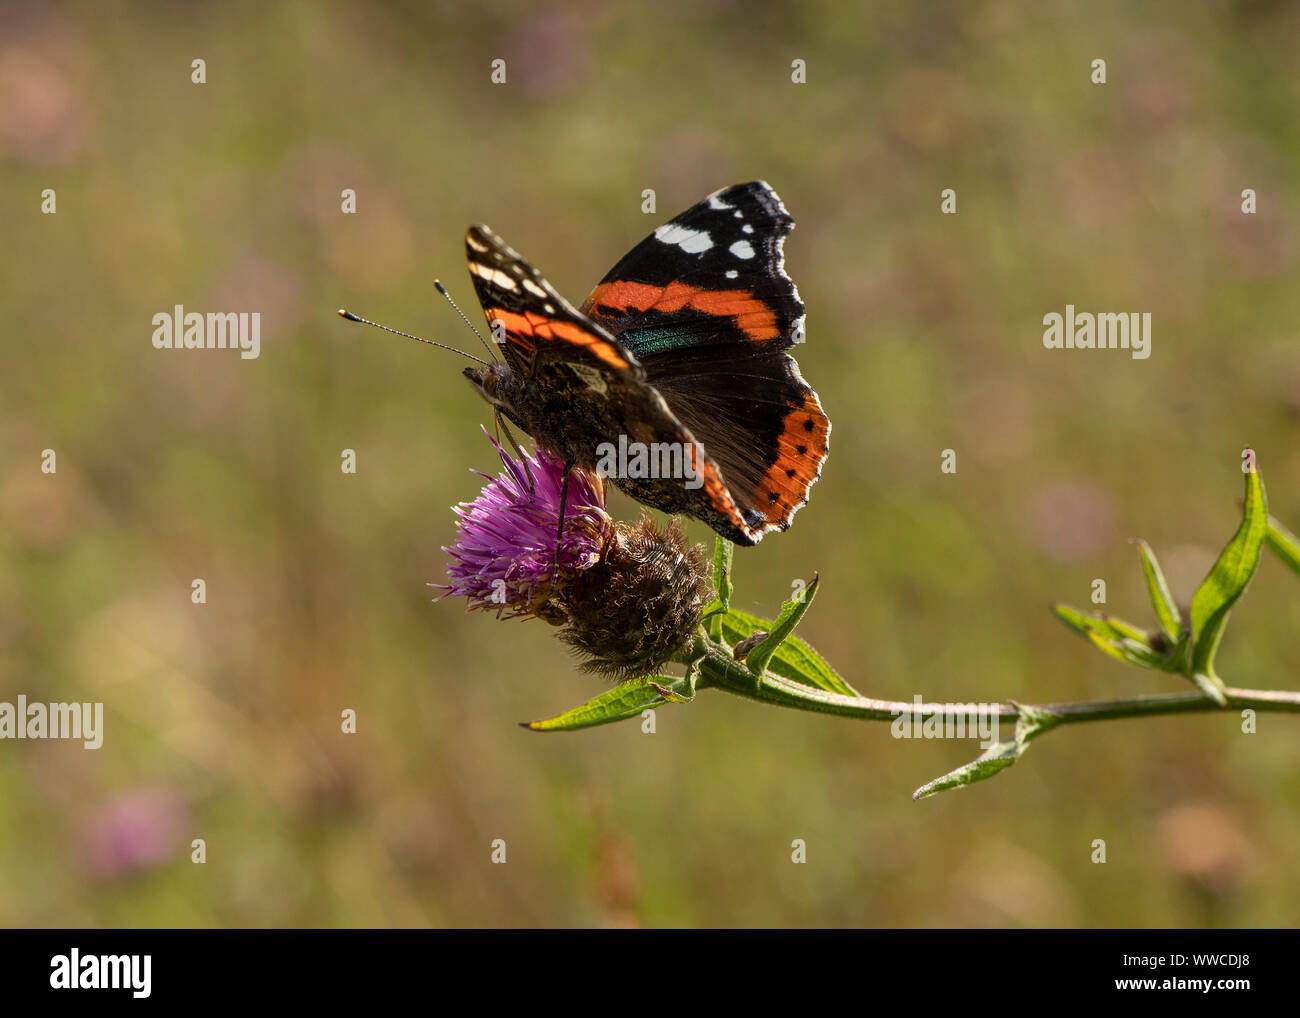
915, 456, 1272, 799
1053, 455, 1268, 706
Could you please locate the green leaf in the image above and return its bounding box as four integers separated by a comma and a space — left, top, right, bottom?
1053, 603, 1128, 642
705, 538, 735, 640
911, 737, 1021, 800
1266, 515, 1300, 578
719, 604, 860, 698
1086, 629, 1135, 664
1189, 457, 1267, 681
1100, 613, 1150, 644
523, 676, 669, 732
1135, 540, 1182, 642
745, 575, 818, 680
1115, 637, 1167, 669
913, 703, 1061, 800
1052, 604, 1161, 669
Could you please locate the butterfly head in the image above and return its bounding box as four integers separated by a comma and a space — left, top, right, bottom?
464, 364, 526, 430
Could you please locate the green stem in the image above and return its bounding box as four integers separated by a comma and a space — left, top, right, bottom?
1266, 514, 1300, 577
688, 640, 1300, 727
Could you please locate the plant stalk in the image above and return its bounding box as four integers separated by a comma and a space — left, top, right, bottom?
687, 641, 1300, 727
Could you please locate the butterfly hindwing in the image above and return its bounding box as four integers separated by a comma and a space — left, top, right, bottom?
579, 181, 829, 541
626, 355, 830, 538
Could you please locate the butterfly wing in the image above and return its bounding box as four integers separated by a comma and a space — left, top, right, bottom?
466, 225, 642, 382
580, 181, 830, 542
464, 224, 760, 545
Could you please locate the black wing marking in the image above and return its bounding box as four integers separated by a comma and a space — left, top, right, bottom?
465, 225, 643, 381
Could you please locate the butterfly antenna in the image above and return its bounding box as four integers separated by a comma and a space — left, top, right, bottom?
435, 279, 500, 364
336, 309, 491, 366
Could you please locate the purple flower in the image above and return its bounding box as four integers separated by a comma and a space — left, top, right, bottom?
439, 431, 713, 680
439, 430, 612, 617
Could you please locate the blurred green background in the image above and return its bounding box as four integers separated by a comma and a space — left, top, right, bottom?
2, 0, 1298, 927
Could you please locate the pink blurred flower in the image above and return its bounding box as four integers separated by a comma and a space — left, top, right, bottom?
79, 787, 188, 880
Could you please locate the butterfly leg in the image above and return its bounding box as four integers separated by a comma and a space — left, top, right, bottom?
549, 459, 574, 594
494, 407, 535, 494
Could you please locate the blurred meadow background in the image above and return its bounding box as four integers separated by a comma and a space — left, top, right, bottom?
2, 0, 1299, 927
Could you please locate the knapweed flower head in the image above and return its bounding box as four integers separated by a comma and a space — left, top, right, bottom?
558, 514, 711, 680
440, 431, 711, 680
441, 429, 610, 619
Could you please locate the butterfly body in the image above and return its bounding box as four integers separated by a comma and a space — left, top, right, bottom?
466, 355, 760, 545
463, 181, 830, 547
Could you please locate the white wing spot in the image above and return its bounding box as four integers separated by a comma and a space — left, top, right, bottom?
708, 194, 734, 210
729, 240, 756, 260
655, 223, 713, 254
469, 261, 518, 291
522, 278, 548, 298
733, 211, 743, 218
742, 224, 754, 234
725, 270, 738, 279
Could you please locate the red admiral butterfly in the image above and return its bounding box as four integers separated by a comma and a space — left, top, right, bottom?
461, 181, 830, 547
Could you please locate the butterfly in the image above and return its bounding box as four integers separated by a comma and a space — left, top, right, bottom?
462, 181, 829, 547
